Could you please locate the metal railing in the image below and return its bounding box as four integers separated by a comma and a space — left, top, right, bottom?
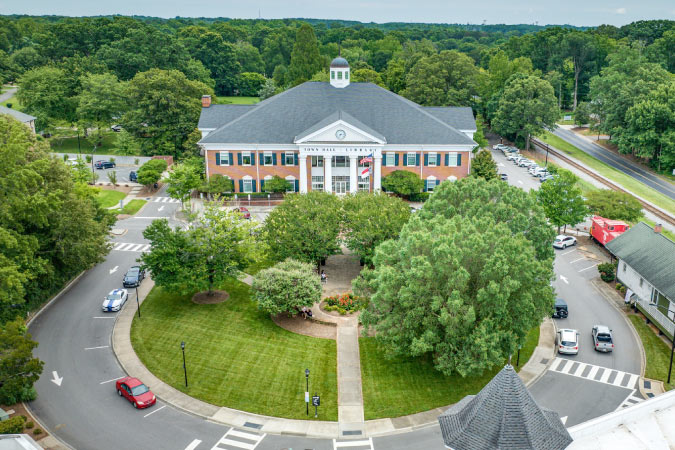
636, 296, 675, 338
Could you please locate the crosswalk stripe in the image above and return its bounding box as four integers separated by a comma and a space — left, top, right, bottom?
227, 430, 258, 440
212, 429, 265, 450
111, 242, 151, 252
141, 244, 151, 252
587, 365, 600, 380
626, 374, 639, 389
119, 243, 134, 251
561, 361, 575, 374
549, 358, 640, 390
572, 363, 587, 377
216, 438, 255, 450
599, 369, 612, 384
612, 371, 627, 387
333, 438, 374, 449
129, 243, 144, 252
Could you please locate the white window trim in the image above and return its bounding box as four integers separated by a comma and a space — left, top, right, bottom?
428, 152, 437, 167
242, 151, 252, 166
242, 176, 253, 193
407, 152, 417, 167
426, 176, 437, 192
285, 152, 295, 166
448, 152, 458, 167
263, 152, 273, 166
385, 153, 395, 167
219, 151, 230, 166
285, 175, 296, 193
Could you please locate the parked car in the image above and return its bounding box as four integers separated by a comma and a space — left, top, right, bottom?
129, 171, 137, 182
499, 173, 508, 181
102, 289, 128, 312
540, 174, 555, 182
123, 266, 145, 288
535, 170, 550, 178
115, 377, 156, 409
530, 167, 549, 177
553, 235, 577, 249
234, 207, 251, 219
95, 160, 116, 169
111, 124, 122, 132
552, 298, 568, 318
592, 325, 614, 352
493, 144, 508, 151
506, 153, 521, 161
557, 329, 580, 355
519, 160, 535, 168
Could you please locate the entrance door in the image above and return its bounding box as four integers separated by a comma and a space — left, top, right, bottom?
334, 181, 347, 194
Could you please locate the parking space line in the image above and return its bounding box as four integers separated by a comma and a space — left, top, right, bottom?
84, 346, 109, 350
99, 376, 126, 384
561, 249, 577, 256
185, 439, 202, 450
569, 257, 586, 264
92, 316, 115, 319
578, 263, 599, 272
143, 405, 166, 418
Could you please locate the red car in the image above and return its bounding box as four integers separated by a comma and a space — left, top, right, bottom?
115, 377, 156, 409
235, 207, 251, 219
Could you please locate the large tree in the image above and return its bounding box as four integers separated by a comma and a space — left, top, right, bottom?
381, 170, 424, 198
562, 31, 597, 110
492, 74, 558, 150
288, 24, 323, 86
17, 66, 77, 128
341, 193, 410, 266
585, 189, 643, 223
0, 319, 44, 404
77, 72, 128, 145
263, 192, 342, 270
166, 162, 202, 209
470, 149, 498, 180
121, 69, 212, 157
141, 203, 255, 297
356, 180, 555, 377
252, 259, 322, 316
537, 169, 587, 233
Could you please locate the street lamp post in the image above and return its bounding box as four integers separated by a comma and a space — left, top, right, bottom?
545, 144, 550, 168
91, 145, 96, 184
135, 286, 141, 319
181, 341, 188, 388
305, 368, 310, 416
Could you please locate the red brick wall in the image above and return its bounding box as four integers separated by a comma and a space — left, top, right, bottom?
380, 151, 469, 181
207, 150, 300, 193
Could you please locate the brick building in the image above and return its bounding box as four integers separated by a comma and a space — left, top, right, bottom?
198, 57, 477, 194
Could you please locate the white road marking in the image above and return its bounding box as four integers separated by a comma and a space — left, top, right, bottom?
572, 362, 587, 377
549, 358, 639, 390
51, 371, 63, 386
559, 275, 569, 284
93, 316, 116, 319
560, 416, 568, 425
112, 242, 151, 252
498, 163, 505, 167
587, 365, 600, 380
578, 263, 599, 272
109, 265, 119, 274
129, 243, 144, 252
131, 217, 168, 219
333, 438, 374, 449
185, 440, 202, 450
212, 428, 266, 450
84, 345, 109, 350
518, 180, 524, 185
611, 371, 627, 387
616, 389, 644, 410
99, 376, 126, 384
598, 369, 612, 384
626, 374, 639, 388
561, 249, 577, 256
153, 197, 180, 203
569, 257, 586, 264
143, 405, 166, 418
158, 205, 165, 211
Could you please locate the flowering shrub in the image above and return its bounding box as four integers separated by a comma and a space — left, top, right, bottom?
324, 293, 368, 314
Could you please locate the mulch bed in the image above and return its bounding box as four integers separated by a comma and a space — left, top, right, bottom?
272, 313, 337, 339
0, 402, 49, 441
192, 290, 230, 304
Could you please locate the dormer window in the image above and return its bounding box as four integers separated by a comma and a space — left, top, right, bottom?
331, 71, 335, 79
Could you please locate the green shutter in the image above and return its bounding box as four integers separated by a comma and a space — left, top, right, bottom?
215, 152, 220, 166
424, 154, 428, 166
251, 153, 256, 165
457, 154, 462, 166
272, 153, 277, 165
252, 180, 257, 193
403, 154, 408, 166
294, 154, 299, 166
395, 154, 399, 166
281, 153, 286, 165
229, 153, 233, 166
295, 180, 299, 192
423, 180, 428, 192
237, 153, 242, 165
238, 180, 243, 192
445, 153, 449, 166
415, 154, 419, 166
261, 180, 266, 191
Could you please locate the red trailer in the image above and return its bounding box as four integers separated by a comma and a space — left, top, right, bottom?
590, 216, 629, 246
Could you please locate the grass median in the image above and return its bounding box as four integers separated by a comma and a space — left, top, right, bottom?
628, 314, 674, 391
95, 189, 126, 208
360, 325, 540, 420
130, 278, 338, 420
116, 199, 146, 216
538, 131, 675, 216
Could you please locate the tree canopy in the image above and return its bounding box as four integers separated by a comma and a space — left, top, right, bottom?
252, 259, 322, 316
585, 189, 643, 222
0, 319, 44, 404
382, 170, 424, 198
470, 149, 498, 180
537, 169, 588, 233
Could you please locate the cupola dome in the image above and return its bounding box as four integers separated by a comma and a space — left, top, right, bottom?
329, 56, 350, 88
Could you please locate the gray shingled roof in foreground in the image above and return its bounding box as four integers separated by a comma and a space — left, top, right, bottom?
424, 106, 477, 131
294, 109, 386, 142
606, 221, 675, 301
197, 104, 256, 129
199, 82, 476, 146
438, 364, 572, 450
0, 105, 36, 123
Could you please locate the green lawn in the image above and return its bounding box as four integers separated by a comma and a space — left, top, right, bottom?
360, 325, 540, 419
245, 254, 276, 275
0, 95, 23, 110
115, 199, 146, 215
539, 131, 675, 216
216, 96, 260, 105
131, 279, 338, 420
95, 189, 126, 208
628, 314, 674, 391
49, 132, 136, 155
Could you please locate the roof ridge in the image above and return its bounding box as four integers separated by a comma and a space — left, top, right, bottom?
366, 83, 476, 145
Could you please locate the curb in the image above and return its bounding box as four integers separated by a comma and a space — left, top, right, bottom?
111, 279, 556, 438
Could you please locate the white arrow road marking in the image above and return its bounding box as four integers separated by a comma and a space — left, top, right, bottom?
518, 180, 524, 185
109, 266, 118, 274
560, 275, 569, 284
158, 205, 165, 212
184, 439, 202, 450
51, 371, 63, 386
561, 416, 568, 425
498, 163, 505, 167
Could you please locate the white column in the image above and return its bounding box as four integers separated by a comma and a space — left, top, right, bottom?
373, 155, 382, 191
324, 155, 332, 193
349, 155, 358, 193
299, 155, 308, 193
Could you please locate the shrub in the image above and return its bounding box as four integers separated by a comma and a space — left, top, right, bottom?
33, 428, 43, 435
25, 421, 34, 429
598, 262, 617, 282
408, 192, 430, 202
85, 155, 92, 163
382, 170, 424, 198
134, 158, 140, 165
0, 416, 26, 434
63, 154, 68, 161
324, 293, 368, 313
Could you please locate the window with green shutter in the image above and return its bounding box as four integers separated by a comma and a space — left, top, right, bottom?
215, 152, 220, 166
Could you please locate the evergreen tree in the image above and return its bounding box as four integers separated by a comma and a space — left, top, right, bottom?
470, 149, 498, 181
288, 24, 323, 86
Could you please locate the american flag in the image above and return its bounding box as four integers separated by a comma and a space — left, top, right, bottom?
360, 154, 373, 164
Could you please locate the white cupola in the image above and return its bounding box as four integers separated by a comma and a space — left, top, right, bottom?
330, 56, 350, 88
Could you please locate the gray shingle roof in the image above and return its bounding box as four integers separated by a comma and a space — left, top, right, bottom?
198, 104, 256, 129
424, 106, 477, 131
199, 82, 476, 146
294, 110, 386, 142
438, 364, 572, 450
0, 106, 36, 123
606, 222, 675, 301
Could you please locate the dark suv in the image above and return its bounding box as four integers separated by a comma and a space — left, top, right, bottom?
122, 266, 145, 288
95, 160, 116, 169
552, 298, 568, 319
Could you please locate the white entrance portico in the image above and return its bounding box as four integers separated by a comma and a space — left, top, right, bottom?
299, 145, 382, 194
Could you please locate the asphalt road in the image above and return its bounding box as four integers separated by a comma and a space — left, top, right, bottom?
27, 163, 643, 449
94, 164, 139, 184
552, 127, 675, 201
